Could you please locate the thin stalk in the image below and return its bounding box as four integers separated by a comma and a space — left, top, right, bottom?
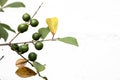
0, 56, 4, 61
32, 2, 43, 18
18, 53, 33, 66
52, 35, 55, 40
9, 33, 20, 44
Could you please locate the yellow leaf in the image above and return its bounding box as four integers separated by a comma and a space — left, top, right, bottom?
46, 17, 58, 36
16, 58, 27, 68
16, 67, 36, 78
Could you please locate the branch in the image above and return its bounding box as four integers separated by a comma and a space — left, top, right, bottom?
18, 53, 33, 66
32, 2, 43, 18
9, 33, 20, 45
0, 38, 59, 46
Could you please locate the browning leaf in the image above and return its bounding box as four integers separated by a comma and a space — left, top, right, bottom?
16, 67, 36, 78
16, 58, 27, 68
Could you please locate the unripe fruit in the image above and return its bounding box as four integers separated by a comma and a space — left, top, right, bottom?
28, 52, 37, 61
30, 19, 39, 27
19, 44, 29, 54
34, 41, 43, 50
18, 23, 28, 33
11, 44, 19, 51
22, 13, 31, 22
32, 32, 41, 40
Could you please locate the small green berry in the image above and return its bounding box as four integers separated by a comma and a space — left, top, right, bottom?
19, 44, 29, 54
22, 13, 31, 22
11, 44, 19, 51
18, 23, 28, 33
32, 32, 41, 40
34, 41, 43, 50
28, 52, 37, 61
30, 19, 39, 27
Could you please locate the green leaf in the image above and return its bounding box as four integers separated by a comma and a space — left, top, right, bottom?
0, 27, 8, 41
0, 23, 15, 41
38, 27, 50, 39
42, 77, 48, 80
4, 2, 25, 8
0, 0, 8, 7
33, 62, 45, 72
0, 8, 4, 12
0, 23, 15, 33
58, 37, 79, 46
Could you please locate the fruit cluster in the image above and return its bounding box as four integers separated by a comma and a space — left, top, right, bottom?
11, 13, 44, 62
18, 13, 39, 33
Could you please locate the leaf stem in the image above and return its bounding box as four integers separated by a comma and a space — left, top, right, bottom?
52, 34, 55, 40
36, 70, 45, 80
32, 2, 43, 18
37, 71, 42, 77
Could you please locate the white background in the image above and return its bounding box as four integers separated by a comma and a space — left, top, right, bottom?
0, 0, 120, 80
